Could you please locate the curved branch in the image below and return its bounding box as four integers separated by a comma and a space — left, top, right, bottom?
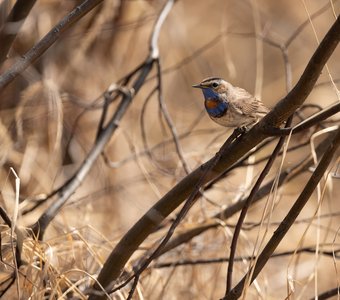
29, 0, 177, 241
262, 16, 340, 126
89, 16, 339, 297
31, 58, 154, 240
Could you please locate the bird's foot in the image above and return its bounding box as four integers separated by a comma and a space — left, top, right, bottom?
235, 126, 248, 135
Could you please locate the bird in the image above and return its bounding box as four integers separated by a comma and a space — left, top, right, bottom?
192, 77, 269, 130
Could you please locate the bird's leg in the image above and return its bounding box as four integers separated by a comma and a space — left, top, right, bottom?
236, 126, 248, 135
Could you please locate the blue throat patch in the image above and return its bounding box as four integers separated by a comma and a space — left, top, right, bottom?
205, 99, 228, 118
202, 88, 228, 118
202, 88, 218, 99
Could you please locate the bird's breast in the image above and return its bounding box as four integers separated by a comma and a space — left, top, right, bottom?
204, 98, 228, 118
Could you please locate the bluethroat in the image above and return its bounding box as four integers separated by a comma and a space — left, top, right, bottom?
193, 77, 269, 129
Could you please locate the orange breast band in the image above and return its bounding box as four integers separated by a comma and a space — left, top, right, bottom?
205, 99, 218, 109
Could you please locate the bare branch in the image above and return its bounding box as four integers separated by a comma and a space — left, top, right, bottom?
155, 59, 191, 174
31, 58, 153, 240
224, 126, 340, 300
264, 101, 340, 136
149, 0, 174, 59
154, 245, 340, 268
0, 0, 104, 92
88, 16, 340, 297
225, 116, 292, 294
0, 0, 37, 66
314, 287, 340, 300
154, 130, 337, 257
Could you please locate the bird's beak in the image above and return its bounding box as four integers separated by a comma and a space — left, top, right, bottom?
192, 83, 202, 89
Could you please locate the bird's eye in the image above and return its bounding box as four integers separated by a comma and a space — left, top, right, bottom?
212, 82, 219, 88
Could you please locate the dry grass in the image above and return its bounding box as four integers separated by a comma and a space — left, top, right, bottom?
0, 0, 339, 299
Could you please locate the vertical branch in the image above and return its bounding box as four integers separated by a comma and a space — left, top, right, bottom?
155, 59, 191, 174
225, 136, 285, 294
251, 0, 263, 99
225, 115, 294, 294
149, 0, 174, 59
224, 126, 340, 300
85, 2, 176, 298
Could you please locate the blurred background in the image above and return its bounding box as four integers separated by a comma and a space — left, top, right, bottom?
0, 0, 339, 299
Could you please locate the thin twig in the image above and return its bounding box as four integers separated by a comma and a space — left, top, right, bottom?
153, 131, 337, 258
154, 245, 340, 268
139, 86, 172, 174
88, 1, 175, 298
0, 0, 37, 66
126, 129, 243, 299
264, 102, 340, 136
155, 58, 191, 174
225, 115, 293, 294
89, 14, 340, 299
31, 57, 153, 240
225, 139, 283, 293
0, 0, 104, 91
224, 126, 340, 300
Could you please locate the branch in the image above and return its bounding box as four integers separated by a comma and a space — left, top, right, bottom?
155, 130, 335, 257
264, 101, 340, 136
0, 0, 37, 66
154, 245, 340, 268
224, 126, 340, 300
314, 287, 340, 300
90, 16, 340, 295
0, 0, 104, 92
31, 58, 153, 240
155, 58, 191, 174
29, 0, 177, 241
125, 129, 243, 299
90, 0, 174, 300
262, 16, 340, 126
226, 116, 292, 294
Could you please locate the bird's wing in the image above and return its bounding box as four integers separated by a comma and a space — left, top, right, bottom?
231, 97, 269, 116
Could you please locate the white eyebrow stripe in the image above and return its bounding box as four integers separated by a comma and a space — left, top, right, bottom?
201, 77, 222, 84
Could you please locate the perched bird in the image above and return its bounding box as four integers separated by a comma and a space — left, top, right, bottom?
193, 77, 269, 129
